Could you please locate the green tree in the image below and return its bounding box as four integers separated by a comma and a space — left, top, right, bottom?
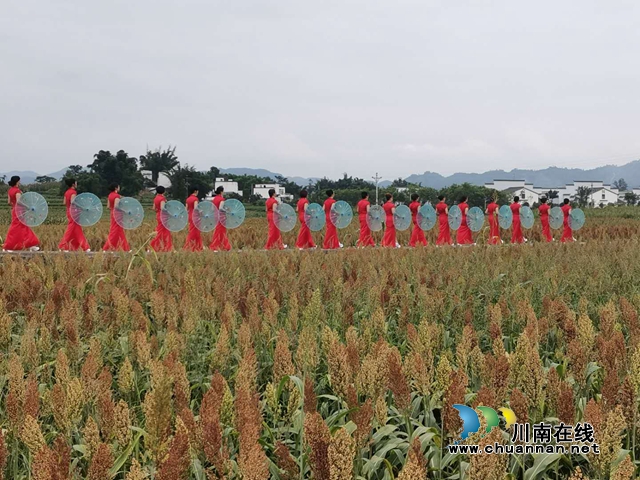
139, 146, 180, 186
35, 175, 56, 183
59, 165, 103, 195
166, 164, 213, 200
88, 150, 145, 196
613, 178, 628, 191
546, 190, 559, 201
391, 178, 408, 188
624, 192, 638, 206
575, 186, 592, 207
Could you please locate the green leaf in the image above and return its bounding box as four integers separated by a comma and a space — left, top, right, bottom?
109, 432, 143, 478
523, 453, 562, 480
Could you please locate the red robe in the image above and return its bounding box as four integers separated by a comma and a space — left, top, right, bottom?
103, 191, 130, 251
539, 203, 552, 242
210, 194, 231, 251
265, 197, 284, 250
183, 194, 203, 251
323, 197, 340, 249
381, 201, 397, 247
58, 187, 90, 251
150, 194, 172, 252
561, 204, 574, 242
408, 201, 427, 247
510, 203, 524, 244
456, 202, 473, 245
295, 198, 316, 249
436, 202, 452, 245
3, 186, 40, 250
356, 199, 375, 247
487, 202, 501, 245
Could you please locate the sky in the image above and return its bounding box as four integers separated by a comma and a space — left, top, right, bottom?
2, 0, 640, 179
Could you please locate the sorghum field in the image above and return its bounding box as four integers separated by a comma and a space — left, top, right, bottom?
2, 209, 640, 479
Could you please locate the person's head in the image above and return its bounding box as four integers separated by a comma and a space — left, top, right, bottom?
8, 176, 20, 187
540, 197, 548, 204
300, 189, 308, 198
326, 189, 334, 198
361, 191, 369, 200
65, 178, 77, 188
268, 188, 276, 197
459, 195, 468, 203
564, 198, 570, 205
108, 183, 119, 192
385, 193, 393, 202
189, 186, 198, 195
411, 193, 419, 202
215, 186, 224, 195
438, 195, 445, 202
513, 196, 520, 203
156, 186, 166, 195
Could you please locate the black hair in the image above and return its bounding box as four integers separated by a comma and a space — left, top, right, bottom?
513, 196, 520, 202
564, 198, 570, 205
411, 193, 419, 201
268, 188, 276, 197
108, 183, 119, 192
8, 176, 20, 187
156, 186, 166, 194
460, 195, 468, 203
65, 178, 76, 188
385, 193, 392, 201
438, 195, 445, 201
300, 190, 308, 198
189, 186, 199, 195
215, 186, 224, 194
326, 189, 334, 197
361, 191, 368, 199
540, 197, 548, 204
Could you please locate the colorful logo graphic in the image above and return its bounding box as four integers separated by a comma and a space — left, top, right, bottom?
452, 404, 517, 441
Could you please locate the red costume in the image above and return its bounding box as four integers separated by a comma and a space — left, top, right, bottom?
265, 197, 284, 250
356, 199, 375, 247
436, 201, 452, 245
487, 202, 501, 245
539, 203, 552, 242
456, 202, 473, 245
295, 198, 316, 249
3, 186, 39, 251
323, 198, 340, 249
103, 191, 130, 251
381, 201, 397, 247
210, 194, 231, 251
184, 194, 203, 251
150, 194, 172, 252
58, 187, 90, 251
561, 204, 574, 243
408, 201, 427, 247
510, 203, 524, 244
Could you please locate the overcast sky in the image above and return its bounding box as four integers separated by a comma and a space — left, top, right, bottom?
2, 0, 640, 179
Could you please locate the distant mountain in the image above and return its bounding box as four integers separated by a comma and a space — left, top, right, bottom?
220, 168, 319, 186
1, 168, 70, 184
406, 160, 640, 189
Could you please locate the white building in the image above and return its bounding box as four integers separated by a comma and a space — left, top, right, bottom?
485, 180, 540, 204
213, 178, 242, 196
253, 183, 294, 202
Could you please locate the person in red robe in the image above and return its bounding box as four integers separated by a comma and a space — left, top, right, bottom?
381, 193, 399, 247
408, 193, 427, 247
210, 186, 231, 251
295, 190, 316, 249
485, 194, 501, 245
323, 190, 342, 249
184, 187, 203, 251
560, 198, 575, 243
150, 186, 173, 252
356, 191, 375, 247
102, 184, 131, 252
435, 195, 452, 246
2, 176, 40, 252
265, 188, 286, 250
538, 197, 553, 242
456, 196, 474, 245
58, 178, 91, 252
510, 196, 525, 244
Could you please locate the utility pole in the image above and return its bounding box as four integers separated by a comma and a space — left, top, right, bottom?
372, 172, 382, 204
